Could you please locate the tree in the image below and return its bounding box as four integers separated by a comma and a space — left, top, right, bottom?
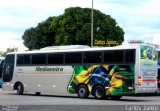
0, 47, 18, 57
50, 7, 124, 46
22, 7, 124, 50
22, 17, 56, 50
0, 52, 4, 57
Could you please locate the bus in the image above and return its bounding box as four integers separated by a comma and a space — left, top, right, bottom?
0, 57, 4, 88
2, 44, 158, 99
157, 49, 160, 90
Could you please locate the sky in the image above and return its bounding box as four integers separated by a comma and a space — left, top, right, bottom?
0, 0, 160, 51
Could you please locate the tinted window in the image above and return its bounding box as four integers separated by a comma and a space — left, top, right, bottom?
24, 55, 31, 64
83, 51, 102, 63
17, 55, 24, 65
17, 54, 31, 65
114, 50, 124, 62
104, 51, 114, 63
125, 50, 135, 63
32, 54, 46, 65
158, 52, 160, 63
48, 53, 63, 64
5, 54, 15, 65
65, 53, 82, 64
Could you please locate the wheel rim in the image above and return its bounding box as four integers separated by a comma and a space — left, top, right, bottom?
95, 87, 104, 98
17, 85, 21, 93
79, 87, 86, 97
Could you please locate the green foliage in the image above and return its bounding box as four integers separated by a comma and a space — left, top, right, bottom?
0, 47, 18, 57
50, 7, 124, 46
22, 17, 56, 50
22, 7, 124, 50
0, 52, 4, 57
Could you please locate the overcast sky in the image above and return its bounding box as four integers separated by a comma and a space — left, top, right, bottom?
0, 0, 160, 51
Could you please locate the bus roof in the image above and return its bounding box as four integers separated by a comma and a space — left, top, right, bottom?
40, 45, 91, 50
6, 44, 153, 55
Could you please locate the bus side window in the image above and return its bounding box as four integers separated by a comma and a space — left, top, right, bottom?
125, 50, 135, 63
83, 51, 102, 63
48, 53, 64, 64
114, 50, 124, 62
32, 54, 46, 65
17, 55, 24, 65
104, 51, 114, 63
17, 54, 31, 66
65, 53, 82, 64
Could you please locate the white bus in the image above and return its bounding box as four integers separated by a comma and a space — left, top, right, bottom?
2, 44, 158, 99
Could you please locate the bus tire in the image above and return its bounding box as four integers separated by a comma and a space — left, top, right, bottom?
93, 85, 105, 99
77, 85, 89, 98
17, 83, 24, 95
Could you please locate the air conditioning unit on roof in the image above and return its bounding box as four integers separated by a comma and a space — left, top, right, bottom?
40, 45, 90, 50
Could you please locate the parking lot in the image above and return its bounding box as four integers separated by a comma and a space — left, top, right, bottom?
1, 89, 160, 111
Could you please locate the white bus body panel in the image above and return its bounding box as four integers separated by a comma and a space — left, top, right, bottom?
3, 66, 73, 94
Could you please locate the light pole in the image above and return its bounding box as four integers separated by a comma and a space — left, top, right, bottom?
91, 0, 93, 47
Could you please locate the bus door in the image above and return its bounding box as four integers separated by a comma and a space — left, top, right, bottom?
0, 59, 4, 79
2, 54, 15, 83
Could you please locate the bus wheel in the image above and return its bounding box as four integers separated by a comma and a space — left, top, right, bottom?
17, 83, 24, 95
77, 85, 89, 98
93, 85, 105, 99
110, 96, 122, 100
35, 92, 41, 96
